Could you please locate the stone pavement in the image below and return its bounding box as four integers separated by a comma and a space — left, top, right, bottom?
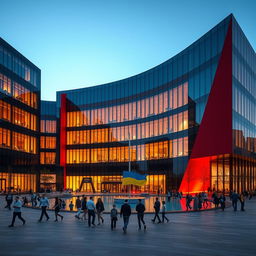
0, 196, 255, 256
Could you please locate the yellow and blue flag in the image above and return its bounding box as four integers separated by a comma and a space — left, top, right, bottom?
122, 171, 147, 186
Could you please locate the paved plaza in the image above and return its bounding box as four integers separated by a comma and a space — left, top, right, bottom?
0, 196, 255, 256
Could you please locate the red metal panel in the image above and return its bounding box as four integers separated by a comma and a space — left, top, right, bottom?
179, 19, 232, 193
60, 94, 67, 190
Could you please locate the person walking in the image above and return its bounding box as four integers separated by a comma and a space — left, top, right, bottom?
198, 193, 203, 210
136, 199, 146, 230
161, 201, 169, 223
186, 194, 192, 211
110, 204, 118, 230
23, 196, 28, 206
167, 190, 171, 202
31, 193, 36, 207
38, 194, 49, 222
75, 196, 82, 219
151, 198, 161, 223
193, 194, 199, 211
202, 192, 209, 208
96, 198, 105, 225
120, 199, 131, 233
219, 193, 226, 211
61, 199, 66, 209
69, 201, 74, 211
81, 196, 87, 220
8, 196, 26, 227
249, 191, 253, 200
86, 196, 96, 227
213, 193, 219, 208
239, 193, 245, 211
231, 191, 239, 211
53, 197, 63, 222
5, 192, 13, 210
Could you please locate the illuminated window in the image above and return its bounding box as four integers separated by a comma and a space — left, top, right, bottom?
0, 73, 11, 94
13, 106, 37, 131
12, 132, 36, 154
0, 100, 11, 121
183, 82, 188, 105
40, 152, 56, 164
40, 136, 56, 149
13, 82, 37, 108
40, 120, 45, 132
45, 120, 56, 133
0, 128, 11, 148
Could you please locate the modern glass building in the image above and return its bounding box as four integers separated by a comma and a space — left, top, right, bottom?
0, 14, 255, 194
0, 38, 41, 192
56, 15, 256, 194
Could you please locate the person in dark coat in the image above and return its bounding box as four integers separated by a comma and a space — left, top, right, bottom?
186, 194, 192, 211
136, 199, 146, 230
120, 199, 131, 233
5, 193, 13, 210
213, 194, 219, 208
219, 194, 226, 211
53, 197, 63, 221
81, 196, 87, 220
231, 191, 239, 211
96, 198, 105, 225
110, 204, 118, 230
239, 193, 245, 211
151, 198, 161, 223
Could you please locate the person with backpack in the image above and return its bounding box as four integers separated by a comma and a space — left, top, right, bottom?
136, 199, 146, 230
110, 204, 118, 230
120, 199, 131, 233
151, 197, 161, 223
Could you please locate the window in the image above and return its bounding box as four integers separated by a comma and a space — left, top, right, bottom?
40, 152, 56, 164
0, 128, 11, 148
0, 73, 11, 94
13, 106, 37, 131
0, 100, 11, 121
40, 136, 56, 149
45, 120, 56, 133
12, 132, 36, 154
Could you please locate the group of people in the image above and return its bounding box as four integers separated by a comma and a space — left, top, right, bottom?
185, 192, 209, 211
5, 194, 171, 233
5, 189, 254, 230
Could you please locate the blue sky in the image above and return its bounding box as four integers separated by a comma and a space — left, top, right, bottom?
0, 0, 255, 100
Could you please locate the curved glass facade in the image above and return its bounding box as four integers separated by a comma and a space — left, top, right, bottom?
1, 14, 255, 194
56, 15, 251, 194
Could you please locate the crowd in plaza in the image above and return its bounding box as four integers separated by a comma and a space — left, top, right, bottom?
3, 189, 255, 233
